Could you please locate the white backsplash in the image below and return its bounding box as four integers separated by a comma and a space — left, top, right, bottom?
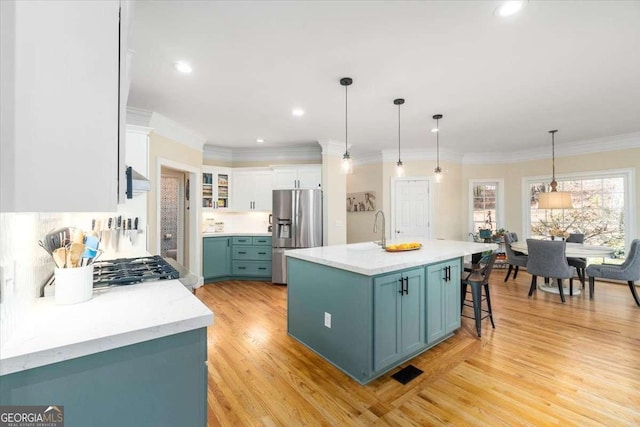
202, 211, 271, 234
0, 211, 126, 343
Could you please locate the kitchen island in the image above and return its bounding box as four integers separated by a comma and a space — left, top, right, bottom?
286, 238, 496, 385
0, 279, 213, 427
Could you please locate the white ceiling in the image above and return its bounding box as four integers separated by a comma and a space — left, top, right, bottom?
128, 1, 640, 157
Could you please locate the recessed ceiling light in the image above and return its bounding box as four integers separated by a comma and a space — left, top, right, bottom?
495, 1, 526, 17
174, 61, 193, 74
292, 108, 305, 117
256, 138, 265, 143
431, 128, 439, 133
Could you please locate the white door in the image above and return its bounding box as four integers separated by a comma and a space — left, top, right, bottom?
392, 179, 430, 238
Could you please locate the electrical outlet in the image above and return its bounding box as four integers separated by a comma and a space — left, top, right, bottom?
324, 312, 331, 328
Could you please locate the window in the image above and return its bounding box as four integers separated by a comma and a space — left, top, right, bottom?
470, 180, 504, 234
525, 169, 634, 256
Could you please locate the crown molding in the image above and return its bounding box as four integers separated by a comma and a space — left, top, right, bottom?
126, 107, 152, 127
203, 143, 321, 163
125, 124, 153, 136
462, 132, 640, 165
380, 148, 461, 164
148, 113, 207, 152
318, 139, 350, 157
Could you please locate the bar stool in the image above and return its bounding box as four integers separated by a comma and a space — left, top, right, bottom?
461, 252, 498, 337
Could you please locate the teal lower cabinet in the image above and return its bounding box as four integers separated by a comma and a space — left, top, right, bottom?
426, 259, 461, 345
0, 328, 208, 427
287, 257, 461, 385
374, 267, 426, 371
203, 236, 231, 281
203, 235, 272, 282
231, 236, 272, 280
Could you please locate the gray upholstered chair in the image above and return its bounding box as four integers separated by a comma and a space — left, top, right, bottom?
504, 232, 528, 282
566, 233, 587, 288
586, 239, 640, 307
526, 239, 575, 303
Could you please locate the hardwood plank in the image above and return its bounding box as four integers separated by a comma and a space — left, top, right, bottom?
196, 272, 640, 426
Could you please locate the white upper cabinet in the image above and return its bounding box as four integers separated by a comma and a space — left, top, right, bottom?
0, 0, 127, 212
202, 167, 232, 210
272, 165, 322, 189
232, 169, 273, 212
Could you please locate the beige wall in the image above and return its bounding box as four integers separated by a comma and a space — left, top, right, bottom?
347, 163, 383, 243
348, 159, 464, 243
148, 132, 203, 254
461, 147, 640, 242
322, 152, 347, 245
348, 147, 640, 244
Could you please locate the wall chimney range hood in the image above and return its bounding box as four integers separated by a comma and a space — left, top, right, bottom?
126, 166, 151, 198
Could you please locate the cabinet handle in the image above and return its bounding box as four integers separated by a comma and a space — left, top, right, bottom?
238, 251, 247, 254
404, 277, 409, 295
258, 267, 266, 270
258, 252, 267, 255
398, 277, 404, 295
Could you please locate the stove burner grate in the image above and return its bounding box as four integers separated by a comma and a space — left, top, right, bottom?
92, 255, 180, 288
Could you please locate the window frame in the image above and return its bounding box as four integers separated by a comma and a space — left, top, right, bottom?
469, 179, 505, 234
521, 168, 636, 252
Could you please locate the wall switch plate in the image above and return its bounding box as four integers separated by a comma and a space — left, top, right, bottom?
324, 312, 331, 328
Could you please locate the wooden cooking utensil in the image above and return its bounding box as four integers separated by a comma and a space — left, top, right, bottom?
53, 247, 67, 268
68, 242, 84, 268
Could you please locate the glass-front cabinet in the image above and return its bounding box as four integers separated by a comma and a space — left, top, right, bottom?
202, 167, 232, 210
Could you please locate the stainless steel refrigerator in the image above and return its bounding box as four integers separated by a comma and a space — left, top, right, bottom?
272, 189, 323, 284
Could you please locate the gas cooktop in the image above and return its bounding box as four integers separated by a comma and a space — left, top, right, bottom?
92, 255, 180, 288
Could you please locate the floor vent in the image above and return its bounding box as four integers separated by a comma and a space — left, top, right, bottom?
391, 364, 423, 384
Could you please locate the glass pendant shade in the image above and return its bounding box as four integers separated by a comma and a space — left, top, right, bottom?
434, 166, 443, 183
396, 161, 404, 177
342, 154, 353, 174
340, 77, 353, 175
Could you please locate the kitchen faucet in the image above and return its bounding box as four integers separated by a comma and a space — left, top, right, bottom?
373, 210, 386, 249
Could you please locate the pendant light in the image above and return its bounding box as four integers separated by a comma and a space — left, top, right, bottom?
537, 130, 573, 209
432, 114, 443, 183
394, 98, 405, 177
340, 77, 353, 174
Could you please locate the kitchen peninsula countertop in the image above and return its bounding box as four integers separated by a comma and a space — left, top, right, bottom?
0, 279, 213, 376
286, 238, 497, 276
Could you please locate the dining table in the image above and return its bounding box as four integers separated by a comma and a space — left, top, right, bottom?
509, 240, 615, 296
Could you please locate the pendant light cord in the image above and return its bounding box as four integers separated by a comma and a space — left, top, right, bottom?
551, 130, 556, 181
345, 84, 348, 155
436, 117, 440, 168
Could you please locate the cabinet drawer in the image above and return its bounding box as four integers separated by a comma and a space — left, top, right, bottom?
232, 236, 252, 245
232, 261, 272, 276
252, 236, 272, 246
232, 246, 272, 261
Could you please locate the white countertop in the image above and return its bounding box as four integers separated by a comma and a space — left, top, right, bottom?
0, 279, 213, 376
285, 238, 498, 276
203, 232, 271, 237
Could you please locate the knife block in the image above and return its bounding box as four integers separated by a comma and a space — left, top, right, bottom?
54, 265, 94, 305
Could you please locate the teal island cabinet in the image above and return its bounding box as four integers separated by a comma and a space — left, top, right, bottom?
203, 234, 272, 282
286, 239, 495, 385
0, 280, 213, 427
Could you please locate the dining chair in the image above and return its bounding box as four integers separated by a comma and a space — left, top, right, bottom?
526, 239, 575, 303
461, 252, 498, 337
504, 232, 528, 282
586, 239, 640, 307
566, 233, 587, 288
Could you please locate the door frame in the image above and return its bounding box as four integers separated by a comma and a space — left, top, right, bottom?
390, 176, 433, 240
156, 157, 203, 287
160, 167, 186, 264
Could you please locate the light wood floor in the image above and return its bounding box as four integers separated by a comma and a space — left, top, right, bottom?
195, 271, 640, 426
